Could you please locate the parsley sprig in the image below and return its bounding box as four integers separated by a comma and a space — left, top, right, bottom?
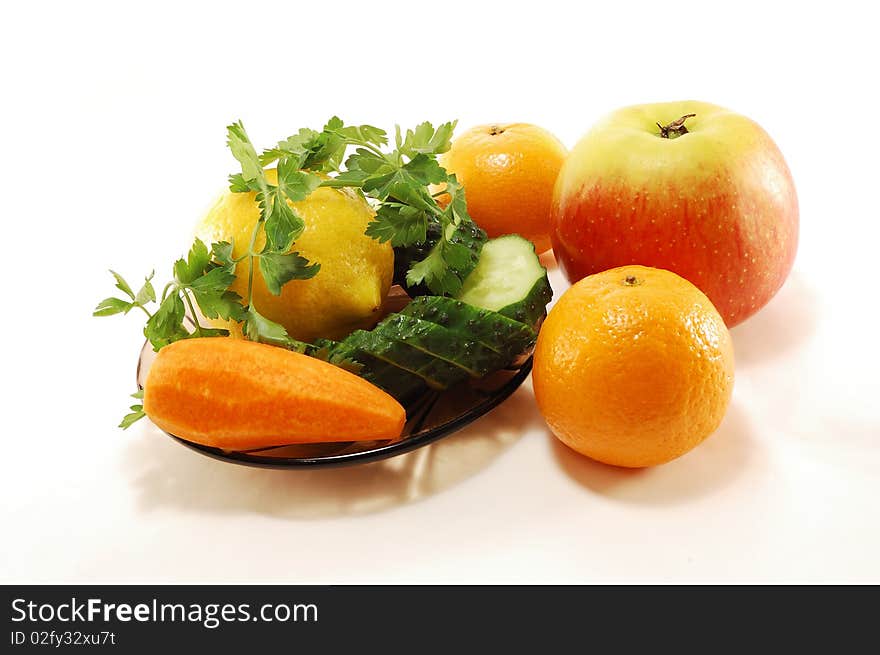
96, 116, 486, 428
316, 119, 485, 295
224, 121, 323, 345
244, 116, 486, 294
94, 271, 156, 319
119, 390, 145, 430
96, 239, 243, 349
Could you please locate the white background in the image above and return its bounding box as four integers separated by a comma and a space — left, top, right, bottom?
2, 0, 878, 583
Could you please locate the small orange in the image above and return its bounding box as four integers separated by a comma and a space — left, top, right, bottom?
440, 123, 567, 254
533, 265, 734, 467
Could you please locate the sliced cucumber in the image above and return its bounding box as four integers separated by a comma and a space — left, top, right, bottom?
299, 240, 547, 402
374, 313, 509, 378
343, 329, 469, 391
313, 298, 538, 401
401, 296, 536, 361
454, 235, 552, 328
324, 340, 428, 404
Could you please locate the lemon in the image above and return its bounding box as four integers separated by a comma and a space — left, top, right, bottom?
195, 175, 393, 342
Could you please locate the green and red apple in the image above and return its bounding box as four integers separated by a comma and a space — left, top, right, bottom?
551, 101, 798, 326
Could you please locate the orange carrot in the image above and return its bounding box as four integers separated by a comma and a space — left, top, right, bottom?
142, 337, 405, 450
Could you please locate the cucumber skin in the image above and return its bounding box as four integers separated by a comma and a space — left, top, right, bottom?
402, 296, 536, 360
374, 313, 509, 378
324, 340, 428, 405
300, 296, 538, 404
497, 274, 553, 328
444, 220, 488, 292
454, 235, 553, 329
393, 219, 487, 297
343, 329, 470, 391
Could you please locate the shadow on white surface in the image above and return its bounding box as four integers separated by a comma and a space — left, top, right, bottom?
121, 384, 542, 519
730, 272, 817, 367
549, 403, 753, 504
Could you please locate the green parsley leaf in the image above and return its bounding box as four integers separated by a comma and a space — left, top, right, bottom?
442, 174, 471, 223
404, 216, 486, 296
95, 271, 158, 317
324, 116, 344, 131
406, 240, 461, 295
189, 263, 236, 292
345, 148, 392, 175
300, 122, 346, 171
399, 121, 457, 157
110, 270, 136, 300
190, 268, 246, 321
362, 169, 435, 210
94, 297, 132, 317
118, 389, 146, 429
258, 251, 320, 296
244, 305, 293, 347
277, 160, 323, 202
406, 240, 461, 296
300, 117, 387, 172
194, 290, 245, 322
133, 272, 156, 306
262, 191, 303, 252
335, 123, 388, 147
365, 204, 428, 247
197, 326, 231, 338
173, 239, 211, 285
403, 154, 448, 186
211, 241, 236, 266
323, 118, 489, 296
226, 122, 322, 297
441, 228, 481, 276
144, 293, 188, 350
119, 405, 146, 430
228, 173, 252, 193
260, 127, 320, 166
226, 121, 264, 186
321, 168, 371, 188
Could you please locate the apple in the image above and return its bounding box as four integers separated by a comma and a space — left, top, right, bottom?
551, 101, 798, 326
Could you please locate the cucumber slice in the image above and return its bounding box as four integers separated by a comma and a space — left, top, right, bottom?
301, 240, 546, 401
454, 235, 552, 327
401, 296, 536, 360
343, 329, 469, 391
324, 340, 428, 404
374, 313, 509, 378
323, 298, 537, 400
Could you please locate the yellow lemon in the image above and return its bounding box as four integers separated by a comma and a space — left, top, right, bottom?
195, 174, 393, 342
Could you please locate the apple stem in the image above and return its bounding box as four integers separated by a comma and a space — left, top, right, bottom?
623, 275, 642, 286
657, 114, 696, 139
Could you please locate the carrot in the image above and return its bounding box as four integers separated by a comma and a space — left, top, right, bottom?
142, 337, 405, 450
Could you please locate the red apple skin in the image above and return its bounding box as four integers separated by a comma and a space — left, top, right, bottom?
551, 101, 798, 327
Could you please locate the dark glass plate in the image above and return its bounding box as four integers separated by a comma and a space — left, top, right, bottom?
136, 340, 533, 469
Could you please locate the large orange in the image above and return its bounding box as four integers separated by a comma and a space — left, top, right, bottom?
440, 123, 567, 254
533, 265, 734, 467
